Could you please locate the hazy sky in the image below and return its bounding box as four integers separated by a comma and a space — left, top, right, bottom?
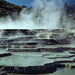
5, 0, 75, 8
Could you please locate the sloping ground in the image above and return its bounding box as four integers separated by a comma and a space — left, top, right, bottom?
0, 0, 27, 18
0, 0, 75, 19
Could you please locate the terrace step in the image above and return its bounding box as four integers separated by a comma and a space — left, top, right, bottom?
7, 48, 41, 52
0, 56, 56, 74
0, 53, 12, 57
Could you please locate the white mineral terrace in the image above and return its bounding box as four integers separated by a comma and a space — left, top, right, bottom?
38, 44, 75, 48
0, 50, 9, 54
0, 50, 75, 67
0, 55, 55, 67
10, 51, 74, 57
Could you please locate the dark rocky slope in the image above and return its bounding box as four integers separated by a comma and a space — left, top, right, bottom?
64, 3, 75, 20
0, 0, 75, 19
0, 0, 30, 18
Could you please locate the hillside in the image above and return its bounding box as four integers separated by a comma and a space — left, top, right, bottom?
0, 0, 27, 18
0, 0, 75, 20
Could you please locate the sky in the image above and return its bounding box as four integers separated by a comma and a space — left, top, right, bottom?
5, 0, 75, 8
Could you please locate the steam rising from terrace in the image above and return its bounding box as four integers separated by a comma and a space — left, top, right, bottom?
0, 0, 64, 29
0, 0, 74, 39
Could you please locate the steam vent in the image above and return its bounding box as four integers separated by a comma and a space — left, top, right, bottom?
0, 0, 75, 75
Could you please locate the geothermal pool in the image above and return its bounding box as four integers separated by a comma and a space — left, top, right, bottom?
0, 29, 75, 75
16, 68, 75, 75
0, 50, 75, 75
36, 68, 75, 75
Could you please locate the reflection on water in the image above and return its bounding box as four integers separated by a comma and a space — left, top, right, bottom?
46, 68, 75, 75
24, 68, 75, 75
9, 68, 75, 75
0, 51, 75, 75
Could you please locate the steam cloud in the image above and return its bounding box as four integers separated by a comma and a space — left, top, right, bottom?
0, 0, 66, 29
0, 0, 74, 39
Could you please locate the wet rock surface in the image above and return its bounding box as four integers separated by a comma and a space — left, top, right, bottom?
0, 71, 7, 75
0, 53, 56, 74
0, 0, 75, 74
0, 29, 75, 74
0, 53, 11, 57
0, 29, 75, 52
0, 63, 57, 74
